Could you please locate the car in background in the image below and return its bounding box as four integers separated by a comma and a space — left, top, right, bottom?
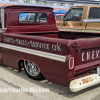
55, 15, 64, 22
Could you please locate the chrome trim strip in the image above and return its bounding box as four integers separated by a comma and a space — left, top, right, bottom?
58, 28, 82, 32
83, 19, 100, 23
84, 29, 100, 33
58, 28, 79, 30
1, 9, 4, 29
0, 43, 66, 62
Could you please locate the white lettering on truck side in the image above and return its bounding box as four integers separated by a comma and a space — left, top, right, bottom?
87, 52, 90, 60
52, 43, 61, 52
96, 50, 99, 58
3, 37, 61, 52
82, 50, 100, 62
82, 53, 85, 61
92, 51, 95, 59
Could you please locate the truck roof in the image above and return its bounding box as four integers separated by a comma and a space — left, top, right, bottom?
85, 5, 100, 7
0, 5, 53, 10
72, 5, 100, 8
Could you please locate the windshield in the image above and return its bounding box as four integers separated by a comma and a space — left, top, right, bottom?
64, 8, 83, 21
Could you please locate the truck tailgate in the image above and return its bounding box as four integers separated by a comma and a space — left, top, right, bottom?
73, 38, 100, 74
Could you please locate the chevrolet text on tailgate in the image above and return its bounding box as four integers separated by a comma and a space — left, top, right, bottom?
1, 5, 100, 93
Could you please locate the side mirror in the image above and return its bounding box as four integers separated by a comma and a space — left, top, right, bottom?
63, 17, 66, 21
63, 21, 67, 26
63, 17, 67, 26
63, 16, 69, 21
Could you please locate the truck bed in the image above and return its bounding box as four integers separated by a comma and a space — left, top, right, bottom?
2, 32, 100, 87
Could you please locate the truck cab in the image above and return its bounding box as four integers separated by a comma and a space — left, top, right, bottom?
57, 5, 100, 35
0, 5, 58, 34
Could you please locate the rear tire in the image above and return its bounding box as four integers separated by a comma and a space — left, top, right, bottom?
24, 60, 44, 80
19, 60, 24, 71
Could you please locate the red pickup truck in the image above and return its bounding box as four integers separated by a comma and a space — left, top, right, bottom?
55, 15, 64, 22
0, 5, 100, 92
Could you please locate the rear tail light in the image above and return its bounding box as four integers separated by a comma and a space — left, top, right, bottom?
69, 57, 74, 69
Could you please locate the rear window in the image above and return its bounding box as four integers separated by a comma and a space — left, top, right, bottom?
19, 12, 47, 23
89, 7, 100, 18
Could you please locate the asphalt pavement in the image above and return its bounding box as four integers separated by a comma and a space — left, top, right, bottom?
0, 65, 100, 100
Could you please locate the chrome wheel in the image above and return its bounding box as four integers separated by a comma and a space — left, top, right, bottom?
24, 60, 40, 76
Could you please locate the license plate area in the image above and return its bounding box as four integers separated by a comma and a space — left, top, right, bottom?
97, 67, 100, 75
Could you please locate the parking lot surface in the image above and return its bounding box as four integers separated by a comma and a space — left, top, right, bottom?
0, 65, 100, 100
